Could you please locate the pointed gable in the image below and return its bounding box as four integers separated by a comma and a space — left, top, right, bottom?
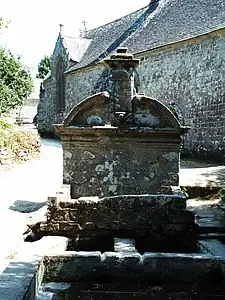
62, 35, 91, 63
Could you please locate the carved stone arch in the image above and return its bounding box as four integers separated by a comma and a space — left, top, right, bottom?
132, 95, 188, 133
56, 57, 65, 111
63, 92, 110, 126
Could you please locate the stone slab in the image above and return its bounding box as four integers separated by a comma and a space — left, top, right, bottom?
44, 251, 225, 285
200, 240, 225, 257
54, 194, 186, 209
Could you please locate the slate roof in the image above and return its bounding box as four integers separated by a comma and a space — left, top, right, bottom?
66, 0, 225, 73
66, 4, 151, 72
121, 0, 225, 54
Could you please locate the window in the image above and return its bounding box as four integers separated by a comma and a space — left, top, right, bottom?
56, 58, 65, 111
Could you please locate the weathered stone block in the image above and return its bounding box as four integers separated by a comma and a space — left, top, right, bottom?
46, 195, 189, 230
63, 142, 181, 198
44, 252, 102, 282
38, 193, 198, 252
142, 254, 224, 284
43, 252, 224, 286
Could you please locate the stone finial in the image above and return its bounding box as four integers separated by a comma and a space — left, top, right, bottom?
59, 24, 64, 33
82, 20, 87, 32
104, 48, 139, 69
103, 48, 139, 116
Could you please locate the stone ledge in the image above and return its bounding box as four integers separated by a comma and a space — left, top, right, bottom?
0, 236, 68, 300
44, 251, 225, 284
1, 246, 225, 299
0, 254, 44, 300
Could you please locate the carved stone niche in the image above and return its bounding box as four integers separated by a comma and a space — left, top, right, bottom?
55, 89, 189, 199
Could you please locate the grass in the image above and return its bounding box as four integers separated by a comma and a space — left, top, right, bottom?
0, 119, 41, 166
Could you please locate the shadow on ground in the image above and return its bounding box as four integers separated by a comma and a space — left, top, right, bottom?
180, 158, 223, 169
9, 200, 47, 213
180, 159, 225, 187
41, 138, 61, 148
198, 169, 225, 187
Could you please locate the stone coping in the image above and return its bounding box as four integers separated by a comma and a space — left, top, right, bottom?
48, 190, 186, 206
0, 236, 68, 300
43, 250, 225, 284
1, 239, 225, 299
51, 194, 186, 208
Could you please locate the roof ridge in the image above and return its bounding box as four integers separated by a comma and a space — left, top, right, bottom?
62, 34, 78, 40
84, 5, 149, 36
88, 0, 160, 65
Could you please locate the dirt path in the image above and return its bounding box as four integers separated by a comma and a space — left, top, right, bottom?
0, 138, 63, 274
180, 159, 225, 187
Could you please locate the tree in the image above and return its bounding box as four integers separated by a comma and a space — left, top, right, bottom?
36, 55, 51, 79
0, 17, 10, 32
0, 17, 3, 29
0, 48, 33, 115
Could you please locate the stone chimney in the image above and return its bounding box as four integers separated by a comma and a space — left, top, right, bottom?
104, 48, 139, 116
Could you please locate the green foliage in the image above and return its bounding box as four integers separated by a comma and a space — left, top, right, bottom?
36, 55, 51, 79
0, 17, 10, 30
0, 118, 12, 130
0, 48, 33, 115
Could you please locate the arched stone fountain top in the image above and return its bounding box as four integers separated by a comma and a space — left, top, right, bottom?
56, 91, 188, 137
56, 47, 189, 138
63, 92, 110, 127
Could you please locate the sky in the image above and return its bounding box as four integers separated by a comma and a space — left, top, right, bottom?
1, 0, 149, 78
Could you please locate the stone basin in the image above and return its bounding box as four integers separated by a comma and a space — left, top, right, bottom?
1, 237, 225, 300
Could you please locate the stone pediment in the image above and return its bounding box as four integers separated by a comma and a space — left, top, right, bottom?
63, 92, 187, 134
132, 94, 181, 131
63, 92, 110, 127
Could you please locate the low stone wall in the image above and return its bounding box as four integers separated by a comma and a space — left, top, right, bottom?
37, 186, 199, 253
44, 251, 224, 285
1, 239, 225, 299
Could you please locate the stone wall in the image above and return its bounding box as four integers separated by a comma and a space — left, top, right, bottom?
63, 29, 225, 160
37, 28, 225, 160
136, 29, 225, 161
37, 78, 56, 134
37, 64, 104, 135
65, 65, 105, 112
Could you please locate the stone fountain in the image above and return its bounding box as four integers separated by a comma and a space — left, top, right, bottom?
26, 48, 198, 254
1, 48, 225, 300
